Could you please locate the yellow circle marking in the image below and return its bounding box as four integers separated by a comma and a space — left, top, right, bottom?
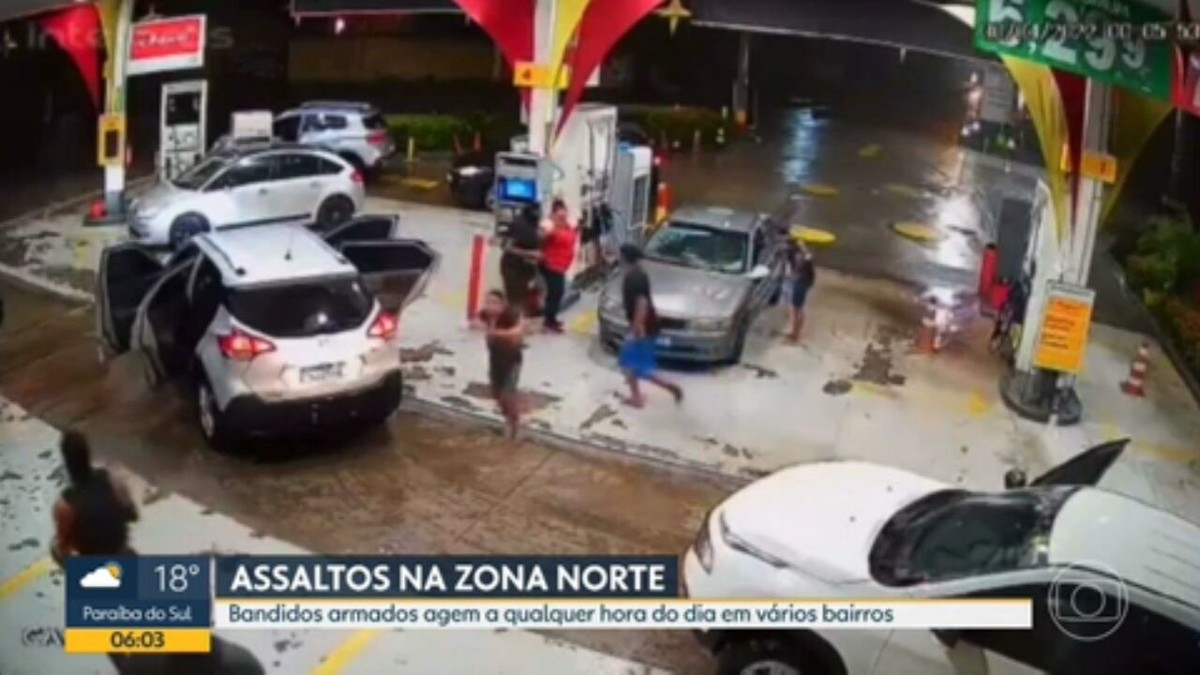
891, 222, 943, 242
789, 226, 836, 245
800, 183, 838, 197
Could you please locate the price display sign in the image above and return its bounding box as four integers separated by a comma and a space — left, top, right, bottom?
65, 556, 212, 654
975, 0, 1174, 100
1033, 281, 1096, 374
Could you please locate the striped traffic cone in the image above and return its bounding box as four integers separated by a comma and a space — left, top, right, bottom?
1121, 341, 1150, 397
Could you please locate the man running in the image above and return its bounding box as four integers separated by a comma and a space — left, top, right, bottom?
618, 244, 682, 408
476, 289, 526, 438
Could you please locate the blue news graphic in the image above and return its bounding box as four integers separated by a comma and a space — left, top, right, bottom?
215, 555, 680, 598
66, 556, 212, 629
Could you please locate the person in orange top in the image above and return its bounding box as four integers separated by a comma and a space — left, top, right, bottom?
539, 199, 578, 333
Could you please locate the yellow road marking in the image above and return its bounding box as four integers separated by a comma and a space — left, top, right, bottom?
568, 311, 597, 335
858, 144, 881, 158
883, 183, 923, 198
800, 183, 838, 197
966, 390, 991, 416
891, 222, 943, 243
0, 556, 55, 600
311, 630, 382, 675
790, 226, 837, 245
400, 178, 440, 191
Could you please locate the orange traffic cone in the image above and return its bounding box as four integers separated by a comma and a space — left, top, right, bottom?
654, 181, 671, 223
1121, 341, 1150, 397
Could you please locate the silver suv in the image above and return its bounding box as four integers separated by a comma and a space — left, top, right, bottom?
215, 102, 394, 179
95, 217, 437, 449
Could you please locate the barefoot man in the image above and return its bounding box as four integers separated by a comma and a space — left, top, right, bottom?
476, 289, 526, 438
618, 244, 682, 408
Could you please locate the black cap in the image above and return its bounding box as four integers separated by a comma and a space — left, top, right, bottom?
619, 243, 643, 263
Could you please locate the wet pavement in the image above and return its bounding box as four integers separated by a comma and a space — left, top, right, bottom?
0, 281, 733, 673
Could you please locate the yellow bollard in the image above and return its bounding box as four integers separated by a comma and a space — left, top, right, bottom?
406, 137, 416, 163
692, 129, 701, 153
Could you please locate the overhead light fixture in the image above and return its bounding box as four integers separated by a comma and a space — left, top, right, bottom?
334, 17, 346, 34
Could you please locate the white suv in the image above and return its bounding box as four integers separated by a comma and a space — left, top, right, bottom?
130, 143, 365, 250
216, 101, 395, 178
683, 441, 1200, 675
95, 217, 438, 449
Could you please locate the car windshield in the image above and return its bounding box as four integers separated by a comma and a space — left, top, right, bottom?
227, 276, 373, 339
643, 221, 749, 274
868, 486, 1078, 586
172, 157, 228, 190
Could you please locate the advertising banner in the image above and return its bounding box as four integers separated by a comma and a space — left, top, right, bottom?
1033, 281, 1096, 374
127, 15, 206, 77
974, 0, 1174, 100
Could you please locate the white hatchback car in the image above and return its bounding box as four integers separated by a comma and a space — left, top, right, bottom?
684, 441, 1200, 675
95, 216, 437, 449
129, 143, 365, 250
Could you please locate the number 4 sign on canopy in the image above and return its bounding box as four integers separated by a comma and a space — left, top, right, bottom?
974, 0, 1175, 100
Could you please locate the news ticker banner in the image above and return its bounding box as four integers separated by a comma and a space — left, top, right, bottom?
65, 556, 1032, 653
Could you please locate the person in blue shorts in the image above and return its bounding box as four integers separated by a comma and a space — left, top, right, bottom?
618, 244, 682, 408
785, 239, 816, 343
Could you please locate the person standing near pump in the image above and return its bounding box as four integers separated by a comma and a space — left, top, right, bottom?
474, 289, 526, 439
539, 199, 578, 333
784, 238, 816, 343
618, 244, 683, 408
500, 204, 542, 312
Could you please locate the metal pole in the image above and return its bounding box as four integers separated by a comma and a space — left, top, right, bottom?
1067, 79, 1112, 287
528, 0, 557, 159
104, 0, 135, 217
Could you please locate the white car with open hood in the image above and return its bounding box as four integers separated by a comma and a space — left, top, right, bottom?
683, 440, 1200, 675
94, 216, 437, 450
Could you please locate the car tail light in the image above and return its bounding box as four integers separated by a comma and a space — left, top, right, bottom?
218, 328, 275, 361
368, 131, 389, 146
350, 170, 364, 185
368, 311, 398, 340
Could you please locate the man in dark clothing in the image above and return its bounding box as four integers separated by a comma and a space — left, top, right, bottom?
617, 244, 682, 408
500, 205, 542, 310
51, 431, 265, 675
785, 239, 816, 343
475, 289, 526, 438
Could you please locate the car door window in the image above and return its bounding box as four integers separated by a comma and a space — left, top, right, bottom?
323, 114, 348, 130
316, 157, 344, 175
321, 216, 398, 244
211, 159, 272, 190
185, 256, 225, 349
276, 153, 320, 180
141, 260, 195, 378
300, 114, 324, 134
339, 239, 439, 313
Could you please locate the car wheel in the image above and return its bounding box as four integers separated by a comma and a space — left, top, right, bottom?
316, 195, 355, 228
196, 375, 235, 451
169, 213, 209, 251
716, 638, 819, 675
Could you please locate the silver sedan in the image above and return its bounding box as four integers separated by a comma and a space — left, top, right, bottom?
598, 205, 787, 364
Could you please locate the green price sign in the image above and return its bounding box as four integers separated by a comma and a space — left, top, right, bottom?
975, 0, 1174, 99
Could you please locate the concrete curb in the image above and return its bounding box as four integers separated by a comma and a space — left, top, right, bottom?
0, 175, 155, 232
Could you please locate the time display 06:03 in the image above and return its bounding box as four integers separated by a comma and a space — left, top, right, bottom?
109, 629, 167, 650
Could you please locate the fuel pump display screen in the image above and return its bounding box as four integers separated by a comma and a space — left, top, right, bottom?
166, 92, 201, 126
498, 177, 537, 203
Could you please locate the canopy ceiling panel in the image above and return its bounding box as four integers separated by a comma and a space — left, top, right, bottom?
690, 0, 987, 61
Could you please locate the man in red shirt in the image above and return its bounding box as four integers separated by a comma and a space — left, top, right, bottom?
539, 199, 578, 333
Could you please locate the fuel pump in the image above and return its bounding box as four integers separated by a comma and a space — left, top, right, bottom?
159, 80, 207, 180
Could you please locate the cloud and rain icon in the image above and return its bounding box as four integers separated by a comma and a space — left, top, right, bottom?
79, 562, 123, 589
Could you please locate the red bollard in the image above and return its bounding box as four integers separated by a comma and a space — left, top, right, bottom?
466, 234, 487, 322
978, 243, 998, 305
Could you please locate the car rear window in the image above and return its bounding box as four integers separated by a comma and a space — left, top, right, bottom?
363, 113, 388, 130
227, 277, 373, 338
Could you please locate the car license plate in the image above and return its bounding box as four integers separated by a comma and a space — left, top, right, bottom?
299, 362, 344, 383
657, 336, 672, 347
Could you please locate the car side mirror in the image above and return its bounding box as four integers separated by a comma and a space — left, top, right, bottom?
748, 264, 770, 280
1004, 468, 1028, 489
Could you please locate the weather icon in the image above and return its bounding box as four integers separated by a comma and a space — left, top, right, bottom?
79, 562, 122, 589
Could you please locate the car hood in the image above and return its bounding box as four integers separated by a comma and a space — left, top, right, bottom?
134, 181, 186, 215
718, 461, 945, 585
603, 261, 749, 320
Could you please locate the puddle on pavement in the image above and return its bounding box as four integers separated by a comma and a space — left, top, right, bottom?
401, 342, 454, 363
462, 382, 560, 413
852, 324, 908, 387
580, 404, 618, 431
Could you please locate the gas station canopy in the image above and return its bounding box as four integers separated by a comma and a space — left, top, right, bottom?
0, 0, 82, 21
290, 0, 987, 61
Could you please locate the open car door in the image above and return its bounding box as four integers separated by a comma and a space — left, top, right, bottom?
1030, 438, 1128, 487
339, 239, 439, 313
131, 261, 195, 384
319, 214, 398, 246
95, 244, 164, 360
